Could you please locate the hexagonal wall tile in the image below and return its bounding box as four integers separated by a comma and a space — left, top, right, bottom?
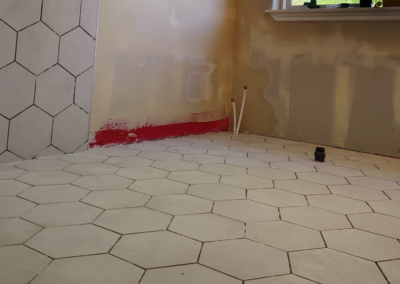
52, 105, 90, 153
8, 106, 52, 159
187, 183, 245, 201
0, 196, 35, 218
0, 0, 42, 31
16, 22, 59, 75
73, 174, 133, 190
30, 255, 144, 284
17, 170, 79, 185
0, 246, 51, 284
26, 224, 120, 258
213, 200, 279, 222
81, 0, 99, 38
246, 221, 324, 251
290, 249, 387, 284
323, 229, 400, 261
35, 65, 75, 116
0, 180, 30, 197
82, 190, 150, 209
94, 207, 172, 234
0, 121, 11, 146
146, 194, 213, 215
75, 67, 94, 112
19, 185, 89, 204
0, 151, 22, 164
0, 20, 16, 68
129, 179, 188, 195
200, 239, 290, 280
59, 28, 95, 76
111, 231, 201, 269
0, 218, 41, 246
22, 202, 102, 227
281, 206, 351, 231
42, 0, 81, 35
0, 63, 35, 119
141, 264, 240, 284
169, 213, 244, 242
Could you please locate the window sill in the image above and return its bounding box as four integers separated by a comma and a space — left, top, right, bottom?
266, 7, 400, 22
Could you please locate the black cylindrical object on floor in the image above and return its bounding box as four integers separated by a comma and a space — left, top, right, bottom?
315, 147, 326, 162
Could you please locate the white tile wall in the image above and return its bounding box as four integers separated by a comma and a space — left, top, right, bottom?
0, 0, 99, 163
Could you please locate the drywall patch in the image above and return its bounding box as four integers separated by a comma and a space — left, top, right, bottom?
90, 117, 229, 148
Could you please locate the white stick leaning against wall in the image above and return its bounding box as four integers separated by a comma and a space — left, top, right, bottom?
235, 85, 248, 135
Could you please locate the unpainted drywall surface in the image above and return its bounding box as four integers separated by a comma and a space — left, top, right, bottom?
91, 0, 236, 142
232, 0, 400, 157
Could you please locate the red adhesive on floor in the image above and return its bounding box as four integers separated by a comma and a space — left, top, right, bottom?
90, 117, 229, 148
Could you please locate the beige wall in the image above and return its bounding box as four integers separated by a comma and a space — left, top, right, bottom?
91, 0, 236, 136
232, 0, 400, 157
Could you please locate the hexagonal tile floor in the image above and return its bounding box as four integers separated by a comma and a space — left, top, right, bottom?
1, 132, 400, 284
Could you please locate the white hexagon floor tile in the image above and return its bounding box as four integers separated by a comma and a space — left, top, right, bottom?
169, 213, 244, 242
332, 159, 377, 170
348, 213, 400, 239
59, 28, 95, 76
0, 246, 51, 284
316, 165, 364, 177
151, 160, 199, 171
191, 143, 228, 150
146, 194, 213, 215
0, 218, 42, 246
127, 143, 167, 151
245, 275, 316, 284
362, 169, 400, 181
0, 0, 42, 31
329, 185, 389, 201
274, 179, 330, 195
168, 171, 220, 184
281, 206, 351, 231
270, 161, 316, 173
30, 255, 144, 284
91, 147, 139, 157
229, 145, 267, 154
323, 229, 400, 261
368, 200, 400, 218
213, 200, 279, 222
167, 146, 206, 155
0, 166, 26, 180
17, 170, 79, 185
298, 172, 349, 185
307, 195, 372, 214
140, 264, 240, 284
60, 152, 108, 163
117, 167, 169, 180
0, 196, 36, 218
182, 154, 225, 164
94, 207, 172, 234
52, 105, 90, 153
15, 159, 70, 171
111, 231, 201, 268
247, 189, 308, 208
187, 183, 245, 201
21, 202, 102, 227
26, 224, 119, 258
248, 167, 296, 180
82, 190, 150, 209
290, 249, 387, 284
0, 180, 30, 197
199, 239, 289, 280
379, 260, 400, 284
199, 164, 246, 176
248, 152, 289, 162
105, 156, 152, 167
65, 163, 119, 176
348, 176, 400, 190
72, 174, 133, 190
225, 158, 269, 168
221, 175, 273, 189
0, 63, 36, 119
16, 22, 59, 75
19, 184, 88, 204
155, 138, 192, 147
246, 221, 325, 251
385, 190, 400, 201
129, 179, 188, 195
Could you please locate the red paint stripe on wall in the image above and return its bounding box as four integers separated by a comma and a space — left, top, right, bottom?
90, 117, 229, 148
